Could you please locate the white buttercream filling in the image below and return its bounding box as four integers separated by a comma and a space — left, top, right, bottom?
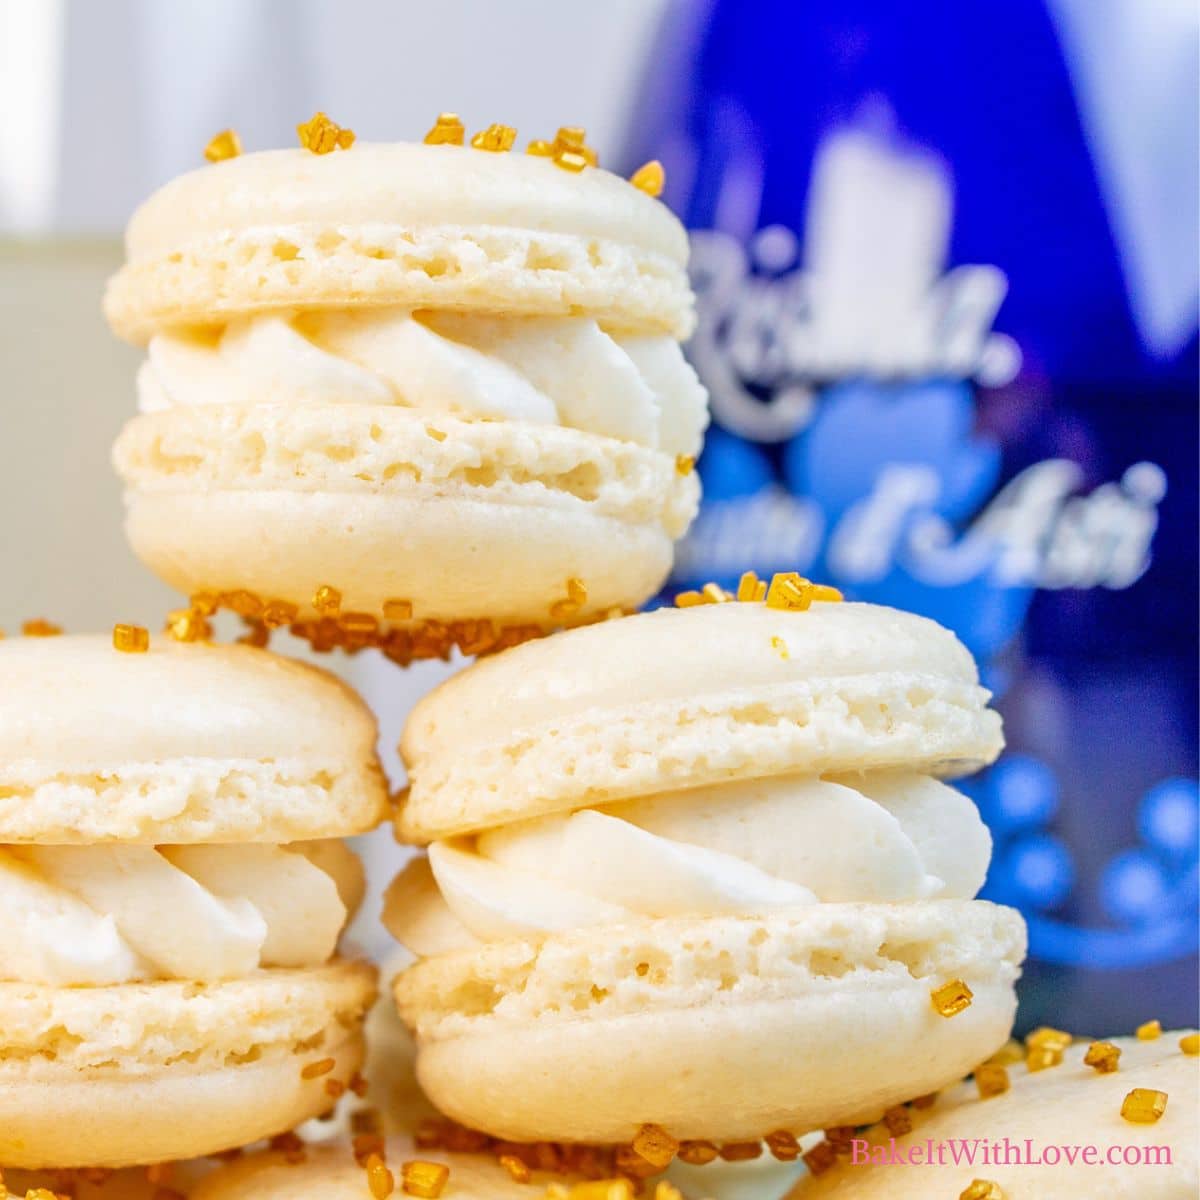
0, 839, 361, 984
137, 309, 708, 456
384, 771, 992, 957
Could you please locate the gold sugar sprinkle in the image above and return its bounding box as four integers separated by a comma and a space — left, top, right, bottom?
911, 1092, 939, 1110
985, 1040, 1025, 1067
653, 1185, 684, 1200
765, 571, 843, 611
764, 1129, 800, 1161
204, 129, 242, 162
424, 113, 465, 146
164, 608, 210, 643
112, 623, 150, 653
737, 570, 768, 602
22, 619, 61, 637
631, 1123, 678, 1170
384, 598, 414, 621
297, 111, 355, 154
470, 123, 517, 152
312, 584, 343, 615
190, 591, 219, 616
974, 1063, 1010, 1099
960, 1182, 1004, 1200
324, 1077, 346, 1098
553, 125, 598, 166
718, 1141, 762, 1162
550, 577, 588, 621
883, 1106, 912, 1136
366, 1153, 395, 1199
1026, 1026, 1072, 1052
497, 1155, 530, 1184
527, 138, 555, 157
1136, 1019, 1162, 1040
802, 1140, 837, 1176
1180, 1033, 1199, 1055
1121, 1088, 1168, 1123
237, 621, 269, 649
424, 424, 447, 442
676, 1140, 719, 1165
675, 454, 695, 475
630, 160, 665, 197
220, 588, 263, 619
931, 979, 973, 1017
1084, 1041, 1122, 1074
400, 1160, 449, 1197
825, 1124, 858, 1150
771, 635, 789, 659
1026, 1044, 1063, 1072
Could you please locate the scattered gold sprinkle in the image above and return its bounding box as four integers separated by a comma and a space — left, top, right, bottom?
553, 125, 598, 166
676, 1140, 718, 1165
1026, 1044, 1063, 1072
1180, 1033, 1199, 1055
112, 623, 150, 653
675, 454, 695, 475
802, 1140, 837, 1176
550, 577, 588, 621
960, 1182, 1004, 1200
497, 1155, 530, 1183
312, 584, 342, 615
1084, 1041, 1122, 1074
261, 599, 299, 628
324, 1077, 346, 1098
546, 1184, 632, 1200
718, 1142, 762, 1162
631, 1124, 678, 1170
910, 1092, 939, 1110
825, 1125, 857, 1152
164, 608, 210, 643
21, 619, 61, 637
190, 591, 219, 616
1121, 1087, 1168, 1123
883, 1106, 912, 1136
221, 588, 263, 619
366, 1153, 395, 1198
630, 160, 665, 197
269, 1131, 307, 1164
204, 129, 242, 162
737, 570, 768, 602
1026, 1027, 1073, 1052
470, 123, 517, 152
425, 424, 447, 442
974, 1063, 1010, 1098
764, 1129, 800, 1161
400, 1160, 449, 1197
297, 111, 355, 154
771, 634, 789, 659
1137, 1019, 1162, 1041
237, 620, 269, 649
353, 1133, 387, 1166
384, 599, 413, 621
764, 571, 843, 610
301, 1057, 336, 1080
931, 979, 973, 1017
527, 138, 555, 156
424, 113, 465, 146
653, 1185, 684, 1200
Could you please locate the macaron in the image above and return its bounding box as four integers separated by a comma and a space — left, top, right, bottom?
0, 633, 386, 1168
187, 1134, 681, 1200
385, 582, 1026, 1145
789, 1030, 1199, 1198
105, 125, 707, 660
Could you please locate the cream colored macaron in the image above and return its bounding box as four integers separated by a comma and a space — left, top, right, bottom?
0, 633, 385, 1168
790, 1031, 1199, 1198
386, 591, 1024, 1145
187, 1134, 631, 1200
105, 131, 707, 656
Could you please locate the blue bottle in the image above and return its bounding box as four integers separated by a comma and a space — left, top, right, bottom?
624, 0, 1198, 1030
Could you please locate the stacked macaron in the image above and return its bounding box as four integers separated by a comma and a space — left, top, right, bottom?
0, 634, 385, 1168
385, 582, 1027, 1147
104, 117, 707, 660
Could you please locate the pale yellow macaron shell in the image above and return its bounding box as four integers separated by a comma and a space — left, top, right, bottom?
394, 901, 1026, 1144
0, 634, 387, 842
190, 1135, 588, 1200
397, 600, 1004, 842
103, 142, 693, 344
0, 959, 376, 1169
793, 1032, 1199, 1198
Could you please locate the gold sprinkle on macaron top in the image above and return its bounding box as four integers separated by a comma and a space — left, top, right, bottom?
424, 112, 465, 145
1136, 1019, 1162, 1040
630, 160, 665, 196
1084, 1041, 1122, 1073
974, 1062, 1010, 1098
112, 623, 149, 653
400, 1159, 449, 1197
470, 123, 517, 152
1180, 1032, 1199, 1055
21, 619, 62, 637
297, 111, 355, 154
204, 128, 242, 162
1121, 1087, 1168, 1123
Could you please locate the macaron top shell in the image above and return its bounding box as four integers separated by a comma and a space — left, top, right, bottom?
397, 601, 1003, 842
0, 635, 387, 842
104, 142, 693, 343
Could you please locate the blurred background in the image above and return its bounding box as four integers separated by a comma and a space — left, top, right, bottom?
1, 0, 1196, 1042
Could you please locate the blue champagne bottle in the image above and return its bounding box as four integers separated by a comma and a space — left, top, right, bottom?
624, 0, 1198, 1030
